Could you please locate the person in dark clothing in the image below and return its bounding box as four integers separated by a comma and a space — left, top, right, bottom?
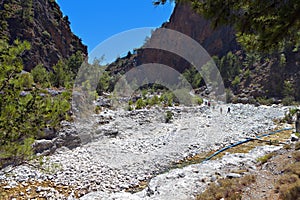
227, 107, 231, 113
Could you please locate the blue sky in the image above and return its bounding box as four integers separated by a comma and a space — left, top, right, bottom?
56, 1, 175, 53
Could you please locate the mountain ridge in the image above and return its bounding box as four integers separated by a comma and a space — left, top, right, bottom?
0, 0, 87, 71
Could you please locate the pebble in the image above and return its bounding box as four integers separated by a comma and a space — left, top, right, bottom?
226, 173, 242, 179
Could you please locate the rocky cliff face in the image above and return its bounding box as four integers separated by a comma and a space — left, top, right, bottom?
108, 2, 240, 74
108, 2, 300, 102
135, 2, 239, 73
0, 0, 87, 71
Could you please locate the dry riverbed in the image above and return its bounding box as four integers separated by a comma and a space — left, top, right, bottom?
0, 103, 296, 199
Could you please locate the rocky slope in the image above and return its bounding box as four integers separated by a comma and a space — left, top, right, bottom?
0, 0, 87, 71
107, 2, 300, 102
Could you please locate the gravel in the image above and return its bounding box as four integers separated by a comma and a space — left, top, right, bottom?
0, 103, 290, 199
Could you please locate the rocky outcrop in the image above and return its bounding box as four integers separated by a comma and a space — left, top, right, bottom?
107, 2, 239, 75
0, 0, 87, 71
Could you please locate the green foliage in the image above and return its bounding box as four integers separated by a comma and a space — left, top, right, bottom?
282, 108, 299, 123
165, 110, 173, 123
256, 97, 274, 106
42, 31, 51, 39
160, 91, 174, 106
215, 51, 242, 85
244, 69, 251, 78
96, 71, 111, 95
0, 40, 71, 168
135, 98, 146, 109
225, 88, 234, 103
19, 72, 34, 89
48, 51, 84, 89
192, 96, 203, 105
22, 0, 34, 23
282, 97, 295, 106
231, 76, 240, 86
256, 152, 275, 164
283, 80, 294, 98
31, 64, 51, 87
182, 67, 202, 89
50, 60, 71, 88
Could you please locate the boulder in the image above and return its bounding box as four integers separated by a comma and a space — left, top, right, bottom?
290, 134, 299, 142
33, 139, 54, 154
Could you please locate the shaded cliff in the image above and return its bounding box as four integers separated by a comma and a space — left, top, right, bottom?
135, 2, 239, 73
108, 2, 299, 102
0, 0, 87, 71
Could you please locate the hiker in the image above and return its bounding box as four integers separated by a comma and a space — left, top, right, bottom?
220, 107, 223, 114
208, 101, 211, 107
227, 107, 231, 113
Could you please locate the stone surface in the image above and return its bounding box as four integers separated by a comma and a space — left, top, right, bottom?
0, 103, 289, 199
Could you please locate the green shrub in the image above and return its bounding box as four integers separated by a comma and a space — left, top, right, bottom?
19, 72, 34, 89
149, 95, 160, 106
256, 97, 274, 105
165, 111, 173, 123
42, 31, 51, 39
282, 96, 295, 106
244, 69, 251, 78
225, 88, 234, 103
135, 99, 146, 109
256, 152, 275, 164
192, 96, 203, 105
282, 108, 299, 123
31, 64, 51, 87
231, 75, 240, 86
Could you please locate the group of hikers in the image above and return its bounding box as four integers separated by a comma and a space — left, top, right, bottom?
204, 100, 231, 114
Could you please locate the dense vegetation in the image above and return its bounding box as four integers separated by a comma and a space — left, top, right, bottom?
0, 40, 84, 168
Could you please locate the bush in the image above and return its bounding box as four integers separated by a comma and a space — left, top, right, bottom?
31, 64, 50, 87
256, 152, 275, 164
282, 108, 299, 124
225, 88, 234, 103
231, 75, 240, 86
192, 96, 203, 105
256, 97, 274, 105
165, 111, 173, 123
149, 95, 160, 106
135, 99, 146, 109
282, 96, 295, 106
42, 31, 51, 39
19, 72, 34, 89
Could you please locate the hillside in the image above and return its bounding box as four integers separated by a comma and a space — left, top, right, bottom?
0, 0, 87, 71
107, 2, 300, 102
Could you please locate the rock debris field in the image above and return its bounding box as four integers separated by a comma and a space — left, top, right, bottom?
0, 103, 291, 199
